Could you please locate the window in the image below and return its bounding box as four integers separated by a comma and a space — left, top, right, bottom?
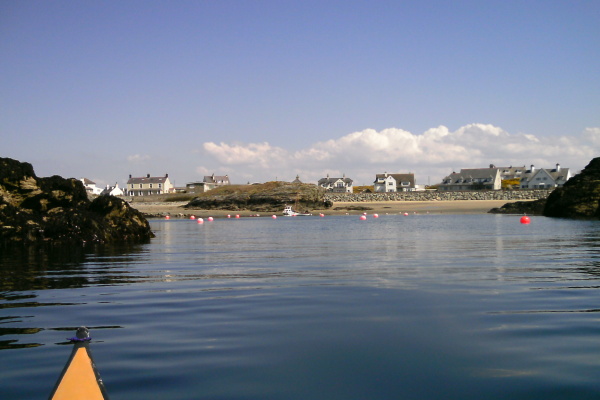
131, 184, 134, 189
150, 184, 153, 188
159, 183, 162, 188
401, 181, 410, 186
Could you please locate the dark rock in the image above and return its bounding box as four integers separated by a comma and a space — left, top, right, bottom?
185, 181, 332, 212
543, 157, 600, 219
0, 157, 154, 245
488, 199, 546, 215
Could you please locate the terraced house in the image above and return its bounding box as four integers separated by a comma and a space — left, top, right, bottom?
127, 173, 174, 196
439, 168, 501, 191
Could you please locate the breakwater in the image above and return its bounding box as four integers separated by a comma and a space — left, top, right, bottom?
324, 190, 552, 202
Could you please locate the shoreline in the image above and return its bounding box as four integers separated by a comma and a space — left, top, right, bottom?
129, 199, 524, 218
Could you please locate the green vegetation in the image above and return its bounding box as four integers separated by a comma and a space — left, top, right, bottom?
353, 185, 374, 193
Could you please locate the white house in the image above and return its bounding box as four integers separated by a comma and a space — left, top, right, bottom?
373, 173, 415, 192
80, 178, 103, 195
127, 173, 174, 196
202, 174, 230, 190
520, 164, 572, 189
318, 175, 353, 193
100, 183, 124, 196
438, 168, 501, 191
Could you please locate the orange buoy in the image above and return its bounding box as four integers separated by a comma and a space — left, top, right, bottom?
165, 215, 170, 220
190, 215, 195, 220
360, 215, 367, 220
373, 214, 379, 218
403, 212, 409, 216
319, 213, 324, 217
520, 216, 531, 224
235, 214, 240, 219
272, 215, 277, 219
208, 217, 214, 222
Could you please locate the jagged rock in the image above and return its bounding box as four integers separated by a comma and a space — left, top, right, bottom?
185, 181, 332, 212
0, 157, 154, 245
543, 157, 600, 219
488, 198, 546, 215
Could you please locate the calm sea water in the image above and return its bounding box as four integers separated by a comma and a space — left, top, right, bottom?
1, 214, 600, 399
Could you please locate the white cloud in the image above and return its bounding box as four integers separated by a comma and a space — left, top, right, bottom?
197, 125, 600, 185
127, 154, 151, 163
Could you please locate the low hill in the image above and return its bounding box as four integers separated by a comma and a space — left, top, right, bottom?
185, 181, 332, 212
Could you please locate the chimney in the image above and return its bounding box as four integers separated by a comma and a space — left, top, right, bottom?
165, 173, 169, 178
556, 163, 560, 171
129, 174, 132, 179
530, 165, 535, 172
147, 173, 150, 178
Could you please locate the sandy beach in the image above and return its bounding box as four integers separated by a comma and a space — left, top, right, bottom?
129, 199, 522, 218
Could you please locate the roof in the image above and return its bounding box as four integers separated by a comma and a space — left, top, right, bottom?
443, 168, 499, 180
127, 176, 169, 184
318, 177, 353, 185
374, 173, 415, 185
203, 174, 229, 183
81, 178, 96, 185
521, 167, 571, 183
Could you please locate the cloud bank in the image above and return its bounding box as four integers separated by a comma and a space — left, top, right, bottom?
198, 124, 599, 185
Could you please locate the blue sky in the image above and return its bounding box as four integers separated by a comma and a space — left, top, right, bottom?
2, 0, 599, 187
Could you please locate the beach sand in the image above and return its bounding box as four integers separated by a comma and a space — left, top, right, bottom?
129, 199, 523, 218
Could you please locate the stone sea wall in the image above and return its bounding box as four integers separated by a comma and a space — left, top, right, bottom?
324, 190, 552, 203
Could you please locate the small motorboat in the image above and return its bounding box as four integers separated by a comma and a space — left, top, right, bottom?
49, 327, 109, 400
282, 205, 312, 216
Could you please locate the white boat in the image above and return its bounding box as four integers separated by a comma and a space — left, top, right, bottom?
282, 205, 311, 216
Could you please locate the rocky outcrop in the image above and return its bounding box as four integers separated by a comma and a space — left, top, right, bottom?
488, 199, 546, 215
185, 181, 332, 212
0, 158, 154, 245
543, 157, 600, 219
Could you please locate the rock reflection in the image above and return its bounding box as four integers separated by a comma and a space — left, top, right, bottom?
0, 243, 146, 292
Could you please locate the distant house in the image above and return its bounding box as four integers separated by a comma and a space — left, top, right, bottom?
318, 174, 353, 193
101, 183, 124, 196
80, 178, 103, 195
520, 164, 572, 189
438, 168, 501, 191
373, 173, 415, 192
494, 165, 527, 181
292, 175, 302, 184
203, 174, 230, 190
127, 173, 174, 196
186, 182, 210, 193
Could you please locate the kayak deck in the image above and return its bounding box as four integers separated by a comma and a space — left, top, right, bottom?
49, 327, 109, 400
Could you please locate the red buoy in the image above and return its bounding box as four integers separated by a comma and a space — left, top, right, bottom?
520, 216, 531, 224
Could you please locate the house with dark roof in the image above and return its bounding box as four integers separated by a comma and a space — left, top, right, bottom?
126, 173, 173, 196
80, 178, 102, 195
203, 174, 230, 190
519, 164, 572, 189
438, 168, 501, 191
318, 174, 353, 193
373, 173, 415, 192
100, 183, 124, 196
